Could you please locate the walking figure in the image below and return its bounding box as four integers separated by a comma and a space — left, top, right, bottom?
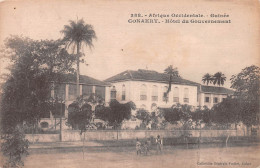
143, 141, 148, 155
156, 135, 163, 154
136, 138, 141, 155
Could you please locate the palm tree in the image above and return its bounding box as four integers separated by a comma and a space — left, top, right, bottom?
202, 73, 213, 85
61, 19, 97, 96
164, 65, 180, 102
213, 72, 226, 86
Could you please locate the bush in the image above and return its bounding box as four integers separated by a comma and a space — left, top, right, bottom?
1, 126, 29, 168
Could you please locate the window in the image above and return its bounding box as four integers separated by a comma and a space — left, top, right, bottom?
54, 84, 66, 100
95, 86, 106, 100
110, 86, 116, 100
82, 85, 93, 96
163, 86, 169, 102
213, 97, 218, 103
140, 84, 147, 100
122, 85, 126, 101
173, 87, 179, 103
222, 98, 226, 102
151, 85, 158, 101
69, 84, 77, 100
205, 97, 210, 103
184, 88, 189, 103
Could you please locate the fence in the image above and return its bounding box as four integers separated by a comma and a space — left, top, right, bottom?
61, 129, 248, 142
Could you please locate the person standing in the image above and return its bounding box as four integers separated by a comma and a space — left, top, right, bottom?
136, 138, 141, 155
156, 135, 163, 154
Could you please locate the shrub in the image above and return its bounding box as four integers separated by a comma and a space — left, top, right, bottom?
1, 126, 29, 168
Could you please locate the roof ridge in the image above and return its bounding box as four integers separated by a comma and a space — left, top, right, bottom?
127, 70, 133, 79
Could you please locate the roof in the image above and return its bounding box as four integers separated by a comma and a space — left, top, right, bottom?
61, 74, 110, 86
200, 85, 234, 95
105, 69, 200, 86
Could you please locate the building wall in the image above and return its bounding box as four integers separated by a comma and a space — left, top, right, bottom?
110, 81, 198, 111
52, 83, 109, 118
199, 93, 228, 109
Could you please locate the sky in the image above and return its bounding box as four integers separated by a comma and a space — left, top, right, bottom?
0, 0, 259, 88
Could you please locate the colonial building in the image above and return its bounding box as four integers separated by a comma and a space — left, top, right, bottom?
198, 85, 234, 109
105, 69, 200, 112
51, 73, 110, 118
40, 74, 110, 130
105, 69, 234, 111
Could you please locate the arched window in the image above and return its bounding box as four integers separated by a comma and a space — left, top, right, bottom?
184, 88, 189, 103
151, 85, 158, 101
173, 87, 179, 103
140, 84, 147, 100
163, 86, 168, 102
122, 84, 126, 101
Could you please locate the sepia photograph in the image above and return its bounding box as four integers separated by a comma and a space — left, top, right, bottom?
0, 0, 259, 167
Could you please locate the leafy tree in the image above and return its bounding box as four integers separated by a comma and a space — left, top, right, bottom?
231, 65, 259, 102
150, 112, 160, 129
230, 65, 260, 127
66, 96, 94, 160
135, 109, 151, 129
162, 107, 181, 125
192, 106, 212, 126
95, 100, 135, 139
211, 98, 241, 129
1, 126, 29, 168
202, 73, 213, 85
0, 36, 75, 167
67, 97, 93, 133
0, 36, 75, 133
61, 19, 97, 96
162, 104, 192, 129
212, 72, 226, 86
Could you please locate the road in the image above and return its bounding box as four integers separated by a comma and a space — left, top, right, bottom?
20, 143, 260, 168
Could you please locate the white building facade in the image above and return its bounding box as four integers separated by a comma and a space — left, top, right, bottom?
105, 69, 200, 113
105, 69, 234, 111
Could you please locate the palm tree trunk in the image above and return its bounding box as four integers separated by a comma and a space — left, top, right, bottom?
76, 42, 80, 97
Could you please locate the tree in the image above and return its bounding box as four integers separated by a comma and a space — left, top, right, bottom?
192, 106, 212, 127
0, 36, 75, 167
202, 73, 213, 85
67, 97, 93, 133
135, 109, 151, 129
95, 100, 135, 139
211, 98, 241, 129
61, 19, 97, 96
0, 36, 75, 133
164, 65, 180, 102
212, 72, 226, 86
231, 65, 259, 102
162, 107, 181, 125
66, 96, 94, 160
150, 112, 160, 129
162, 104, 192, 129
230, 65, 260, 127
1, 126, 29, 168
